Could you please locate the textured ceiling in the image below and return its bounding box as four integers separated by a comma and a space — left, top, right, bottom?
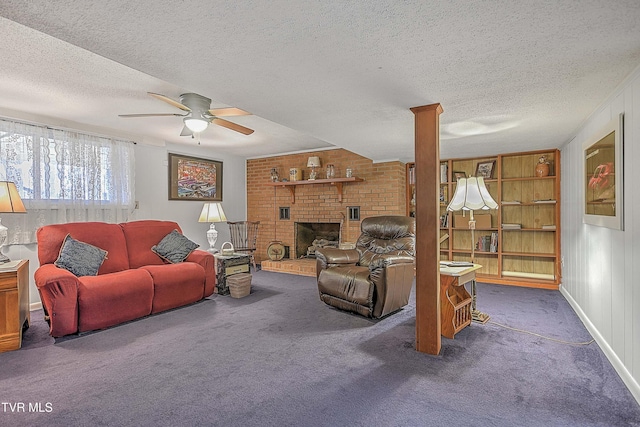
0, 1, 639, 162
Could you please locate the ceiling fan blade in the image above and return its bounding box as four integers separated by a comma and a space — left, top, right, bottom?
208, 107, 251, 117
180, 125, 193, 137
148, 92, 191, 112
118, 113, 187, 118
212, 118, 254, 135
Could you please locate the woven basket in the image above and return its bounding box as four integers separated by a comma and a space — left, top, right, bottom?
228, 273, 252, 298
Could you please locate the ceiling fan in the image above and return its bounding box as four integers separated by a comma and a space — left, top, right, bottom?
119, 92, 254, 136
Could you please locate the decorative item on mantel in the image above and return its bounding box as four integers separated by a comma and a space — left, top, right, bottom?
307, 156, 321, 181
535, 155, 550, 177
325, 164, 335, 179
198, 202, 227, 253
289, 167, 301, 181
270, 167, 279, 182
345, 167, 353, 178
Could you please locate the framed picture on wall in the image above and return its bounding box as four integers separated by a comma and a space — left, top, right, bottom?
168, 153, 223, 201
583, 113, 624, 230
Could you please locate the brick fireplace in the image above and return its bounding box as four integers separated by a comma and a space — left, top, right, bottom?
247, 148, 407, 265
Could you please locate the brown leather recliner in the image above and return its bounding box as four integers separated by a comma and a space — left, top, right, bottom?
316, 215, 415, 318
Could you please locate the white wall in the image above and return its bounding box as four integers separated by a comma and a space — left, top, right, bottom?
561, 65, 640, 402
5, 140, 247, 306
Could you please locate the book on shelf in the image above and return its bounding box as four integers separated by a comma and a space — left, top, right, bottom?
501, 200, 521, 205
502, 223, 521, 230
440, 163, 448, 183
439, 213, 449, 228
533, 199, 556, 204
476, 232, 499, 252
490, 231, 498, 252
541, 225, 556, 230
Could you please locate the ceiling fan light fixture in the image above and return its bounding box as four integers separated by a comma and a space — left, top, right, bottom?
184, 117, 209, 133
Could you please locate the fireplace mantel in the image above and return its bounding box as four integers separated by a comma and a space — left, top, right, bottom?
265, 177, 364, 203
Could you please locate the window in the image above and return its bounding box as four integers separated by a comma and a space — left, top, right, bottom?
0, 118, 135, 244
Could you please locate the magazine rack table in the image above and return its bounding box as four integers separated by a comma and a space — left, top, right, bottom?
440, 263, 482, 339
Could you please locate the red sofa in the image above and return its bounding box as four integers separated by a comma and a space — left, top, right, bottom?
34, 220, 215, 337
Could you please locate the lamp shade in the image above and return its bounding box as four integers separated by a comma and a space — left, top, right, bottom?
446, 177, 498, 212
0, 181, 26, 213
184, 117, 209, 133
307, 156, 321, 168
198, 202, 227, 223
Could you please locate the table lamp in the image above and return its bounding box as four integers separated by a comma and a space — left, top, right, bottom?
446, 176, 498, 323
198, 202, 227, 253
0, 181, 27, 263
307, 156, 321, 181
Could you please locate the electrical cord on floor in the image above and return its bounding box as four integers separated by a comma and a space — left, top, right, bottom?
486, 320, 595, 346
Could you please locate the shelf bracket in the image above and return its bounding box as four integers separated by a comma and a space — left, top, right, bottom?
285, 185, 295, 203
332, 182, 344, 202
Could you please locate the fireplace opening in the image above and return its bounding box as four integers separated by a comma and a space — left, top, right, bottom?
295, 222, 341, 258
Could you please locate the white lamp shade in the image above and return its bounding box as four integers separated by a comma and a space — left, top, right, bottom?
0, 181, 26, 213
198, 202, 227, 223
447, 177, 498, 212
184, 117, 209, 133
307, 156, 321, 168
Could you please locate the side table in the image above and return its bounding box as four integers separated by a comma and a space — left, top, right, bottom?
0, 259, 30, 353
214, 253, 251, 296
439, 263, 482, 339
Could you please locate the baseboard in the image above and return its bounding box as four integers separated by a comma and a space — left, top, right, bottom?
30, 301, 42, 311
560, 286, 640, 405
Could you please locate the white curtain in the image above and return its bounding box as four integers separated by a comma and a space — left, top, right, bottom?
0, 118, 136, 244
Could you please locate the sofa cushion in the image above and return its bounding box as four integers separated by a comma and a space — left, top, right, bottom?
77, 269, 154, 333
141, 263, 206, 314
152, 230, 199, 263
37, 222, 130, 273
54, 234, 108, 277
121, 220, 186, 268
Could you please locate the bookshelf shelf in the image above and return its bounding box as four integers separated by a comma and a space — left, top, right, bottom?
407, 148, 561, 289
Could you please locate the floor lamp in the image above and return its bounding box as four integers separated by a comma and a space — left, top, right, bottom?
0, 181, 27, 263
446, 176, 498, 323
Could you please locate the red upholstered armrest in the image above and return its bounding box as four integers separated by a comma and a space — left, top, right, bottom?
185, 249, 216, 297
34, 264, 81, 337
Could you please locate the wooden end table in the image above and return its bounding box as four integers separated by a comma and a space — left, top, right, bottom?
440, 263, 482, 339
0, 259, 30, 352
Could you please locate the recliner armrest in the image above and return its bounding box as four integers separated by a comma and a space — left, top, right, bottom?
368, 254, 415, 271
315, 248, 360, 278
34, 264, 81, 337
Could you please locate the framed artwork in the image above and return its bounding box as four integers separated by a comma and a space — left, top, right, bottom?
583, 113, 624, 230
453, 171, 466, 181
475, 160, 496, 179
168, 153, 223, 201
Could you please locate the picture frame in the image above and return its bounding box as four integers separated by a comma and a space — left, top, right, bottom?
475, 160, 496, 179
453, 171, 467, 181
583, 113, 624, 230
168, 153, 223, 201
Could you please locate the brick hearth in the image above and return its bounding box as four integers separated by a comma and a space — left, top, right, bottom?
247, 148, 407, 265
261, 259, 316, 277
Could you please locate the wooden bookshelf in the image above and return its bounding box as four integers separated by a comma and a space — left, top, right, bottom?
406, 149, 561, 289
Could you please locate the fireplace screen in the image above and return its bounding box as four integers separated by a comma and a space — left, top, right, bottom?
294, 222, 341, 258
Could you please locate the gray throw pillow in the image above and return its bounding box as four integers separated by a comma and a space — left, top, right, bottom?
152, 229, 199, 263
54, 234, 108, 277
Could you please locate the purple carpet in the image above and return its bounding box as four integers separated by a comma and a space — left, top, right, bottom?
1, 270, 639, 426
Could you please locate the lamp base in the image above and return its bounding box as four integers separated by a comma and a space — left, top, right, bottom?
0, 252, 10, 263
472, 310, 490, 324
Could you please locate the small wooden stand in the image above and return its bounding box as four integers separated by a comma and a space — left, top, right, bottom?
440, 263, 482, 339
